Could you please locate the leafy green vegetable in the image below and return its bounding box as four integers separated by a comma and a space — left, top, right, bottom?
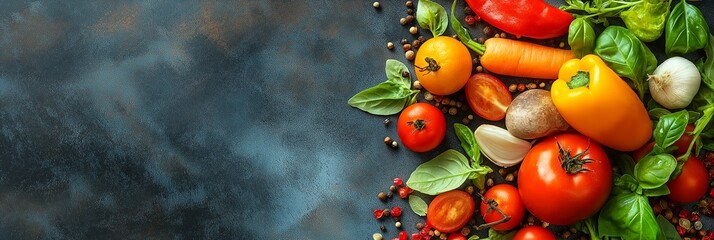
635, 154, 676, 189
408, 195, 428, 216
568, 18, 596, 58
449, 0, 485, 54
406, 150, 491, 195
488, 229, 517, 240
572, 217, 600, 240
560, 0, 641, 26
594, 26, 655, 99
648, 108, 671, 120
615, 154, 636, 175
454, 123, 480, 164
653, 110, 689, 150
467, 236, 480, 240
598, 192, 663, 240
698, 34, 714, 90
657, 215, 682, 240
644, 184, 670, 197
348, 59, 419, 115
665, 0, 709, 56
620, 0, 671, 42
416, 0, 448, 37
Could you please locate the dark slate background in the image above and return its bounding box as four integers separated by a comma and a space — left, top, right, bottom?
0, 0, 712, 239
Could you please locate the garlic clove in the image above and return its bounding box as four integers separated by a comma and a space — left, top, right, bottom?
474, 124, 532, 167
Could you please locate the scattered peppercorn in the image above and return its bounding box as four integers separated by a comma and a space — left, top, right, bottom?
402, 43, 412, 52
384, 118, 391, 126
405, 50, 415, 61
391, 140, 399, 148
373, 233, 383, 240
476, 66, 483, 72
406, 8, 414, 15
464, 6, 474, 15
416, 222, 425, 230
373, 2, 380, 8
413, 80, 422, 89
378, 192, 388, 201
526, 83, 537, 90
424, 92, 434, 101
508, 84, 517, 92
498, 168, 506, 176
483, 26, 493, 36
393, 178, 403, 186
486, 178, 494, 187
465, 15, 476, 26
466, 186, 474, 194
401, 70, 410, 78
401, 38, 409, 45
374, 209, 384, 219
392, 206, 403, 217
380, 224, 386, 232
409, 26, 418, 35
400, 18, 407, 25
505, 173, 515, 182
406, 0, 414, 8
539, 82, 546, 88
383, 208, 391, 217
395, 221, 402, 228
390, 185, 397, 192
405, 15, 415, 24
559, 42, 565, 48
517, 83, 526, 92
384, 136, 392, 145
387, 42, 394, 50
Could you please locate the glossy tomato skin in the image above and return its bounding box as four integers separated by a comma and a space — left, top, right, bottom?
397, 103, 446, 152
427, 190, 475, 233
513, 226, 557, 240
518, 133, 612, 225
480, 184, 525, 231
672, 124, 696, 155
446, 233, 467, 240
668, 156, 709, 203
464, 73, 512, 121
414, 36, 472, 96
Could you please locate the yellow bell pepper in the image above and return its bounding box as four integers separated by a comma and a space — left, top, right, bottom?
550, 55, 651, 152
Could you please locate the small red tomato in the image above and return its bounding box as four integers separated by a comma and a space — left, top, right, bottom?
668, 156, 709, 203
464, 73, 512, 121
397, 103, 446, 152
427, 190, 475, 233
480, 184, 525, 231
513, 226, 556, 240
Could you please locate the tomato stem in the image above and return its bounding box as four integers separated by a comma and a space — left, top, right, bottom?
407, 119, 427, 131
415, 57, 441, 74
473, 191, 511, 230
557, 140, 594, 174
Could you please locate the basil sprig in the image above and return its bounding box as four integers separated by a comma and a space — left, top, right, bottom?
568, 18, 596, 58
416, 0, 448, 37
594, 26, 656, 99
348, 59, 419, 115
665, 0, 709, 56
408, 195, 427, 217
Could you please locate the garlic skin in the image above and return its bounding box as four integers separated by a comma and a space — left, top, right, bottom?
474, 124, 531, 167
648, 56, 701, 109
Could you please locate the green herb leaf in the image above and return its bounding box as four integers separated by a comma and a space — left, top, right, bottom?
347, 81, 418, 115
634, 154, 677, 189
488, 229, 517, 240
467, 236, 480, 240
416, 0, 448, 37
699, 35, 714, 90
644, 184, 671, 197
665, 0, 709, 56
621, 0, 671, 42
598, 192, 663, 239
385, 59, 411, 88
595, 26, 655, 99
454, 123, 480, 164
614, 174, 640, 195
449, 0, 484, 54
568, 18, 596, 58
408, 195, 428, 216
653, 110, 689, 150
407, 150, 489, 195
616, 154, 636, 175
648, 108, 672, 120
658, 215, 682, 240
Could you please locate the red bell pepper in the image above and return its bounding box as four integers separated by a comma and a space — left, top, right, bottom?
465, 0, 573, 39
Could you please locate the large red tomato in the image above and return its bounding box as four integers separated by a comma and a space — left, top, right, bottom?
518, 133, 612, 225
397, 103, 446, 152
464, 73, 512, 121
427, 190, 475, 233
668, 156, 708, 203
513, 226, 556, 240
480, 184, 525, 231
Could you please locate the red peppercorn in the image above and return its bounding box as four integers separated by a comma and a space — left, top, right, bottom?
399, 231, 408, 240
464, 15, 476, 26
392, 206, 403, 217
709, 188, 714, 198
473, 14, 481, 22
692, 213, 701, 222
679, 209, 691, 219
677, 226, 687, 236
393, 178, 403, 186
411, 233, 422, 240
374, 209, 384, 219
398, 187, 413, 198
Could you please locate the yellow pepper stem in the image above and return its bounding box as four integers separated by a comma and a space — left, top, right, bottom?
568, 71, 590, 89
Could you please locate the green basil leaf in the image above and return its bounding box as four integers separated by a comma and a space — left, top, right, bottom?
616, 154, 636, 176
467, 236, 480, 240
634, 154, 677, 189
701, 138, 714, 151
454, 123, 480, 164
595, 26, 653, 98
653, 110, 689, 150
614, 174, 640, 195
598, 192, 663, 239
488, 229, 517, 240
472, 174, 486, 190
699, 34, 714, 90
416, 0, 448, 37
385, 59, 411, 88
568, 18, 596, 58
408, 195, 428, 216
691, 86, 714, 110
449, 0, 485, 54
644, 184, 670, 197
347, 81, 418, 115
621, 0, 671, 42
407, 150, 479, 195
658, 215, 682, 240
648, 108, 672, 120
689, 111, 702, 123
665, 0, 709, 56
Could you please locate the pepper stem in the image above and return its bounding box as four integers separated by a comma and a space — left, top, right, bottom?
415, 57, 441, 74
557, 140, 594, 174
568, 71, 590, 89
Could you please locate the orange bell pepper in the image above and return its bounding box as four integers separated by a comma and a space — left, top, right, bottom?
550, 55, 651, 152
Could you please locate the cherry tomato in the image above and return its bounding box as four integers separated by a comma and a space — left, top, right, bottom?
480, 184, 525, 231
427, 190, 475, 233
397, 103, 446, 152
668, 156, 709, 203
513, 226, 556, 240
414, 36, 472, 96
632, 141, 655, 162
672, 124, 696, 155
518, 133, 612, 225
446, 233, 467, 240
464, 73, 512, 121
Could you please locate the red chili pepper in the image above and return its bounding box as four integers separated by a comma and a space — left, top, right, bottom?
465, 0, 573, 39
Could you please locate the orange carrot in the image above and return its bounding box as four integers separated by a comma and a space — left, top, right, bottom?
473, 38, 575, 80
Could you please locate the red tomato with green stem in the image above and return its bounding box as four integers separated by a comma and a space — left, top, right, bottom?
513, 226, 557, 240
668, 155, 709, 203
464, 73, 512, 121
427, 190, 475, 233
518, 133, 612, 225
397, 103, 446, 152
480, 184, 525, 231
